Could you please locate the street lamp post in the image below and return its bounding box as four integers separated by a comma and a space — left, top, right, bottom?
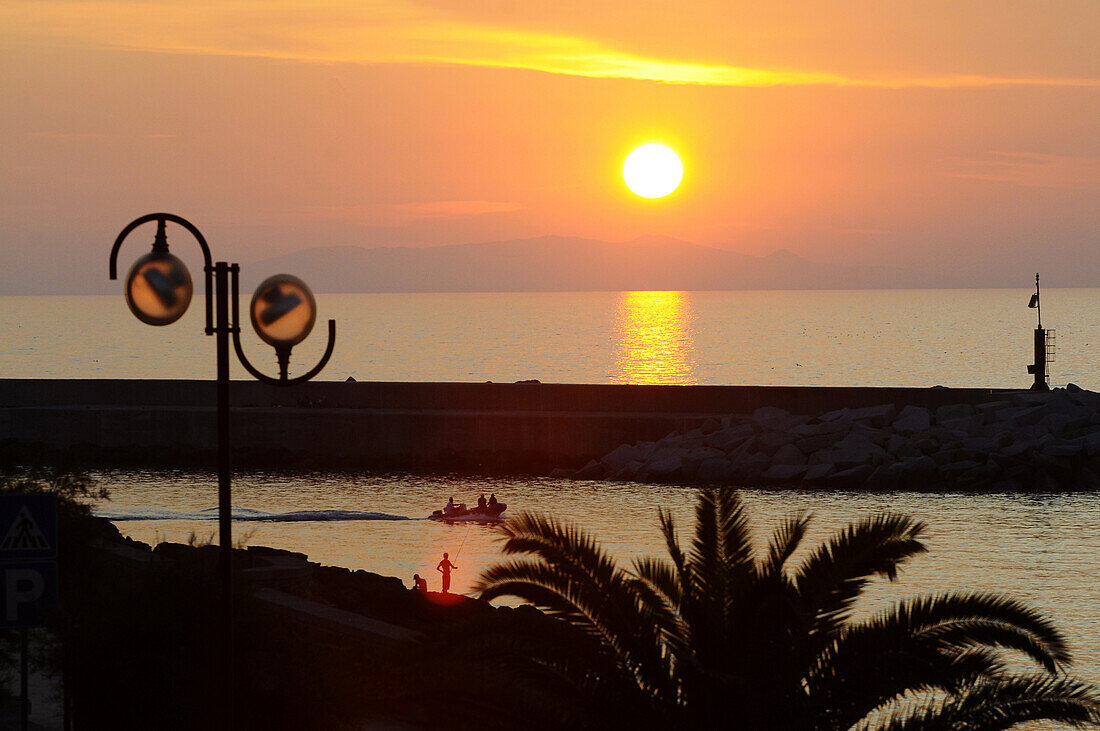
109, 212, 336, 719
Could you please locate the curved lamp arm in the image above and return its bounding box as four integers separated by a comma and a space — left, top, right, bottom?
230, 266, 336, 386
109, 212, 216, 334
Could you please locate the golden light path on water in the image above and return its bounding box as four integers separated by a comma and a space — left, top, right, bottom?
611, 291, 696, 385
94, 470, 1100, 730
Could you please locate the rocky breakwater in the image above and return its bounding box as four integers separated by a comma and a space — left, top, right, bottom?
555, 385, 1100, 491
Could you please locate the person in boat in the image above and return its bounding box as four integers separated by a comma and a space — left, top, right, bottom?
437, 552, 458, 593
445, 496, 456, 515
412, 574, 428, 593
477, 494, 487, 510
487, 493, 498, 508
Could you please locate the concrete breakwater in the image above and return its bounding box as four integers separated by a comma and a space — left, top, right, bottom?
562, 385, 1100, 490
1, 378, 1022, 473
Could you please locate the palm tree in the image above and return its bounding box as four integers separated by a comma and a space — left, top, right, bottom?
475, 487, 1100, 730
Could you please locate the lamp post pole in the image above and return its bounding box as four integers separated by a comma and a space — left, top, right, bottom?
110, 213, 336, 722
214, 261, 234, 700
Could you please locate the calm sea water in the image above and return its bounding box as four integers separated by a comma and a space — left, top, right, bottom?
1, 288, 1098, 387
95, 470, 1100, 702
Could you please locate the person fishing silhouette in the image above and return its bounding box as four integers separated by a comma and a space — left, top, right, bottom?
436, 552, 458, 593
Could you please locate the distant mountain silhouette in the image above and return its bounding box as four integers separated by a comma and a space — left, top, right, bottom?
249, 236, 962, 293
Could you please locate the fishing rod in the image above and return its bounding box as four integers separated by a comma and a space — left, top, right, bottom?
453, 522, 473, 561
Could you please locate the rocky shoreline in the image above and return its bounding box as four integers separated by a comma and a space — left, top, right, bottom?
555, 385, 1100, 491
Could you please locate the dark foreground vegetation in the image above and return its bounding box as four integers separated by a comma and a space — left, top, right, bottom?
2, 467, 1098, 729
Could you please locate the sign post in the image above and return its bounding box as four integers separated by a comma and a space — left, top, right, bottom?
0, 494, 60, 731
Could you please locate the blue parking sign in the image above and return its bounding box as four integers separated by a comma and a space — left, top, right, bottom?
0, 494, 59, 628
2, 562, 59, 627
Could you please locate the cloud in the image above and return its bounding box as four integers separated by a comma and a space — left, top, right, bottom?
395, 200, 524, 218
4, 0, 1098, 89
293, 200, 523, 226
945, 152, 1100, 188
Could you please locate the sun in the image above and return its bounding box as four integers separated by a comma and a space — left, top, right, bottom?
623, 143, 683, 199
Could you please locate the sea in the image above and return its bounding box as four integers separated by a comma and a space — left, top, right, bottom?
3, 289, 1100, 707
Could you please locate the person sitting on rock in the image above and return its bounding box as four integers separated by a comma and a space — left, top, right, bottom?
487, 493, 498, 507
477, 494, 487, 510
412, 574, 428, 593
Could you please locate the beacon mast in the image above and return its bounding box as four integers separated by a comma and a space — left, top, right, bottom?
1026, 273, 1055, 391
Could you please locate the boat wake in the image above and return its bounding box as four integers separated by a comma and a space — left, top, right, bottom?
97, 507, 415, 523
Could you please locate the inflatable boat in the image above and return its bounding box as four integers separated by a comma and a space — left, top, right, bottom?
429, 502, 507, 522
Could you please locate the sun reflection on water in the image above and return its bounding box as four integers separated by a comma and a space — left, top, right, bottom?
610, 290, 696, 385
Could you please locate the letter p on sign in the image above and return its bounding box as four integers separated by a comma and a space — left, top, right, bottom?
5, 569, 45, 622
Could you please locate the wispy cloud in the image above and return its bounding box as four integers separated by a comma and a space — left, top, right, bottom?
946, 151, 1100, 188
295, 200, 523, 225
395, 200, 524, 217
3, 0, 1098, 89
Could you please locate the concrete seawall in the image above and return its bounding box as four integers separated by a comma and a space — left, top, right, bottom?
0, 379, 1018, 473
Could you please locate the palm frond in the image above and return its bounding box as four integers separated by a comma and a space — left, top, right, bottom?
809, 627, 1006, 730
760, 511, 811, 579
658, 507, 692, 614
476, 513, 675, 705
881, 592, 1070, 671
714, 487, 755, 576
688, 487, 720, 597
794, 513, 927, 639
630, 556, 688, 654
631, 556, 682, 606
875, 674, 1100, 731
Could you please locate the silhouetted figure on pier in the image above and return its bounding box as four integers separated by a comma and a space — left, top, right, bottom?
412, 574, 428, 593
437, 552, 458, 593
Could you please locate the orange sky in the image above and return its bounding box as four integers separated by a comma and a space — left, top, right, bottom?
1, 0, 1097, 292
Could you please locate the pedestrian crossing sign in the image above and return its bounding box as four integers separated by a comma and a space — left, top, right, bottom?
0, 494, 57, 562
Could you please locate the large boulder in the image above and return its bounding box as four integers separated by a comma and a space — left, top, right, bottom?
936, 403, 975, 423
865, 463, 908, 489
938, 415, 983, 434
996, 405, 1046, 427
757, 430, 794, 454
886, 434, 922, 460
772, 443, 807, 466
696, 459, 735, 483
824, 464, 874, 488
705, 423, 754, 451
762, 464, 807, 483
646, 454, 683, 480
899, 455, 938, 480
810, 447, 875, 470
846, 404, 898, 428
892, 405, 931, 434
794, 432, 846, 453
601, 444, 644, 473
753, 406, 792, 431
573, 460, 606, 480
792, 420, 852, 438
802, 463, 837, 482
608, 461, 645, 481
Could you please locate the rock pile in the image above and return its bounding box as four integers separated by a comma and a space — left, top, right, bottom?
554, 385, 1100, 490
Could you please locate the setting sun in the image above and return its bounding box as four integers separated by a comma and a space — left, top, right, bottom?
623, 143, 683, 199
